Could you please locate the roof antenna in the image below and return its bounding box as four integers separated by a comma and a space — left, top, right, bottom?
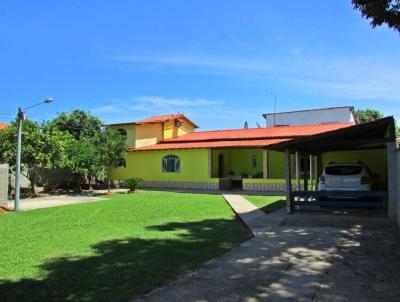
244, 121, 248, 129
270, 93, 277, 126
256, 122, 261, 128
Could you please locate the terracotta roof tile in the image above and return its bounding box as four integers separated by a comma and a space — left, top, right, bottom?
103, 113, 199, 128
0, 122, 8, 130
128, 122, 353, 151
163, 123, 353, 142
130, 139, 289, 151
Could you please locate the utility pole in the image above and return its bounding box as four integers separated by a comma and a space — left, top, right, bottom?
270, 93, 277, 126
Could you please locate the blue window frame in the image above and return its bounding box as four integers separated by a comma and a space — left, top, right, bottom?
162, 155, 180, 173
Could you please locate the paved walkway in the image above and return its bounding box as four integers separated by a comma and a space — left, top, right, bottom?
5, 195, 103, 211
223, 194, 285, 236
135, 196, 400, 302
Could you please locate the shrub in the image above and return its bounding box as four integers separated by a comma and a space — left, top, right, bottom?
123, 177, 144, 193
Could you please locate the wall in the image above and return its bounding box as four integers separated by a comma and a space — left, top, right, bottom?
230, 149, 263, 177
211, 149, 263, 178
265, 107, 355, 127
321, 148, 387, 190
211, 149, 231, 177
111, 148, 214, 183
268, 150, 285, 178
0, 164, 8, 202
397, 149, 400, 228
135, 123, 163, 148
109, 124, 136, 147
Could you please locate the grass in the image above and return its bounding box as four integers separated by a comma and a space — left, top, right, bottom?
0, 190, 250, 302
245, 195, 285, 213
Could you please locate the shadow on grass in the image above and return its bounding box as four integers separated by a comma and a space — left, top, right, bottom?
0, 219, 250, 302
259, 199, 286, 214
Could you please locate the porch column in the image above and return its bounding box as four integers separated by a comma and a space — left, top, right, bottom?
285, 149, 294, 214
295, 152, 300, 191
386, 142, 398, 220
263, 149, 268, 178
303, 154, 308, 191
309, 154, 313, 191
208, 149, 212, 178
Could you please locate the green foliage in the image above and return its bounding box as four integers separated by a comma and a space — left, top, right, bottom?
48, 109, 102, 140
0, 191, 250, 302
356, 109, 384, 123
123, 177, 144, 191
0, 110, 126, 192
0, 120, 73, 193
352, 0, 400, 32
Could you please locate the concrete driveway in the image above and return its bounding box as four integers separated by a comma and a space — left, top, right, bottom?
5, 195, 103, 211
135, 211, 400, 302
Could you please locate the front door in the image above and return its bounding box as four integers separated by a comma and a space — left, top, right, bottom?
218, 153, 224, 178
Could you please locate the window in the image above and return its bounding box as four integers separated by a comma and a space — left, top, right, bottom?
162, 155, 180, 173
252, 155, 257, 169
117, 128, 127, 137
325, 165, 362, 176
117, 158, 126, 168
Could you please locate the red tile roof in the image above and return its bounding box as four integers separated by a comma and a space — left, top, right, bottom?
0, 122, 8, 130
129, 122, 353, 151
163, 123, 353, 142
104, 113, 199, 128
132, 139, 290, 151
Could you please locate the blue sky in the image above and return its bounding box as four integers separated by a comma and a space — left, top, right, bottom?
1, 1, 400, 130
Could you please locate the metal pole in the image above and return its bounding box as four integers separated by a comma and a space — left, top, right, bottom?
14, 107, 24, 211
273, 95, 277, 126
309, 154, 313, 191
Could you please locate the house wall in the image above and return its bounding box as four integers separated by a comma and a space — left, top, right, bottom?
268, 150, 285, 178
163, 119, 195, 139
109, 124, 136, 147
396, 148, 400, 228
135, 123, 163, 148
230, 149, 263, 177
321, 148, 387, 190
211, 149, 231, 177
111, 149, 218, 189
264, 107, 355, 127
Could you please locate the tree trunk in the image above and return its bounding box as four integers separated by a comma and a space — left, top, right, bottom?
29, 175, 36, 195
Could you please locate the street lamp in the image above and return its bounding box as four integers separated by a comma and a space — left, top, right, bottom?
14, 98, 54, 211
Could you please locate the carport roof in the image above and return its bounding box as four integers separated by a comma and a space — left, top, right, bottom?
268, 116, 396, 154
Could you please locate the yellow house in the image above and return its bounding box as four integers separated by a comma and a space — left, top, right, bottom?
106, 113, 388, 192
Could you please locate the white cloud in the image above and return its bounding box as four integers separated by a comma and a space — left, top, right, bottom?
107, 53, 400, 102
138, 96, 221, 107
91, 104, 121, 114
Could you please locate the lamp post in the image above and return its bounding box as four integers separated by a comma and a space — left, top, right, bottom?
14, 98, 54, 211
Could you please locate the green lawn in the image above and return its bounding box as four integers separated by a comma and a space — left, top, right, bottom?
0, 191, 250, 302
245, 195, 285, 213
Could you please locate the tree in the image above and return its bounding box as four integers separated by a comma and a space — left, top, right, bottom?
352, 0, 400, 32
49, 109, 103, 140
50, 111, 126, 191
356, 108, 384, 123
95, 128, 126, 192
0, 120, 73, 194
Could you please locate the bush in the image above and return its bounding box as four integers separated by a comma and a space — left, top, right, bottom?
123, 178, 144, 193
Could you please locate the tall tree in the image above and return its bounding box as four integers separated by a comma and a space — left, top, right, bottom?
352, 0, 400, 32
356, 108, 384, 123
0, 120, 73, 194
49, 109, 102, 140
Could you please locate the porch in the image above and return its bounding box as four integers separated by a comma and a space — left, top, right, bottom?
209, 148, 315, 192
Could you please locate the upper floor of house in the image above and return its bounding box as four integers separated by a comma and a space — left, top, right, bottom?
263, 106, 357, 127
104, 113, 198, 148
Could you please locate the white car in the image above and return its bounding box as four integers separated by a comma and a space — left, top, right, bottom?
318, 163, 372, 191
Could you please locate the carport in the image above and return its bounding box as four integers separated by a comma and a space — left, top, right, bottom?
269, 117, 398, 220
